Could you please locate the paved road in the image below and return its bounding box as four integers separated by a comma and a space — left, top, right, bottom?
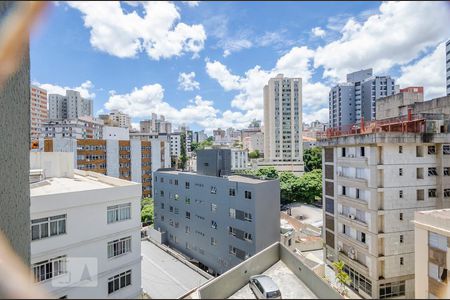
286, 203, 323, 227
141, 241, 210, 299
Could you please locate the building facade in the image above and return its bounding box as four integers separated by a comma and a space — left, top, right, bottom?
99, 110, 131, 129
170, 133, 181, 157
30, 152, 141, 298
30, 85, 48, 140
447, 39, 450, 96
231, 149, 249, 171
414, 209, 450, 299
152, 149, 280, 275
243, 132, 264, 155
140, 113, 172, 134
48, 90, 93, 120
42, 116, 104, 139
263, 74, 304, 174
328, 69, 396, 129
376, 87, 424, 120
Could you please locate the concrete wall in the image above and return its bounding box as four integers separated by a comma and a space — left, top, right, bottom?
0, 1, 30, 263
130, 139, 142, 184
103, 126, 129, 140
106, 140, 119, 177
30, 152, 74, 178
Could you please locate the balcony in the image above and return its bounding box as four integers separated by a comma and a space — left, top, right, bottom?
337, 174, 368, 188
339, 212, 368, 229
337, 248, 369, 274
337, 194, 368, 209
338, 232, 369, 251
337, 155, 368, 167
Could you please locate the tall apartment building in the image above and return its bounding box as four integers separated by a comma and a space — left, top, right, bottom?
329, 69, 396, 129
42, 116, 104, 139
140, 113, 172, 134
99, 110, 131, 129
30, 152, 141, 298
447, 39, 450, 96
320, 97, 450, 298
170, 132, 181, 157
48, 90, 93, 120
194, 130, 208, 143
414, 209, 450, 299
41, 134, 170, 198
231, 149, 249, 171
30, 85, 48, 140
243, 132, 264, 155
151, 149, 280, 275
263, 74, 304, 174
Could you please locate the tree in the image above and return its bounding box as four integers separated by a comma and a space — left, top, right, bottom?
248, 150, 260, 159
141, 197, 154, 225
190, 141, 199, 152
255, 166, 278, 179
297, 169, 322, 203
303, 146, 322, 171
332, 260, 351, 295
279, 171, 299, 203
179, 132, 187, 170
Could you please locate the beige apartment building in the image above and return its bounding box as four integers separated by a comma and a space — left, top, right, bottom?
30, 85, 48, 140
321, 93, 450, 298
414, 209, 450, 299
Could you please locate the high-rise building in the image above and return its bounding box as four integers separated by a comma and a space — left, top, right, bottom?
193, 130, 208, 143
151, 149, 280, 275
99, 110, 131, 129
140, 113, 172, 134
170, 132, 181, 157
42, 116, 104, 139
30, 85, 48, 140
263, 74, 304, 174
230, 149, 249, 171
320, 95, 450, 298
30, 152, 142, 298
328, 69, 396, 129
48, 90, 93, 120
446, 39, 450, 96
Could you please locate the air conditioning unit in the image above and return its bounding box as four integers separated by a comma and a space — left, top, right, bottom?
349, 214, 356, 220
348, 252, 355, 260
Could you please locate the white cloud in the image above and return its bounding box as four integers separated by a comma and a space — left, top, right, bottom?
182, 1, 199, 7
66, 1, 206, 60
178, 72, 200, 91
314, 1, 450, 80
205, 60, 241, 90
311, 27, 326, 38
397, 42, 447, 100
303, 108, 329, 124
33, 80, 96, 99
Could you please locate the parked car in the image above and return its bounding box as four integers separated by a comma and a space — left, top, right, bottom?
249, 275, 282, 299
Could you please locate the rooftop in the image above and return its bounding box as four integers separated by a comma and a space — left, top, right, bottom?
156, 169, 274, 184
30, 169, 138, 197
414, 209, 450, 235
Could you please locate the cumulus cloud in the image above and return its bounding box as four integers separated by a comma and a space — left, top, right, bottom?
311, 27, 326, 38
66, 1, 206, 60
33, 80, 96, 99
314, 1, 450, 80
182, 1, 199, 7
178, 72, 200, 91
397, 42, 447, 100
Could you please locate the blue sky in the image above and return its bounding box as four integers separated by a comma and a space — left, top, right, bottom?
31, 1, 450, 133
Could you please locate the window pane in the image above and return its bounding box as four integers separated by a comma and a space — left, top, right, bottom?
40, 223, 48, 238
50, 221, 58, 236
32, 225, 40, 240
58, 220, 66, 234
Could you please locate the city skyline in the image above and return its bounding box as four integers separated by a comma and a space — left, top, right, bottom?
30, 1, 450, 133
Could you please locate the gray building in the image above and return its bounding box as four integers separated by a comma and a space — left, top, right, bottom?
152, 149, 280, 275
447, 39, 450, 96
48, 89, 93, 120
329, 69, 396, 129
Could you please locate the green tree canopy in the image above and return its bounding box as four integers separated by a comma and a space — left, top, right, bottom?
141, 197, 154, 225
303, 146, 322, 171
179, 132, 187, 170
248, 150, 260, 159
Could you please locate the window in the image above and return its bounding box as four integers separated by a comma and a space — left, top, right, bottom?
107, 270, 131, 294
108, 236, 131, 258
399, 168, 403, 176
211, 203, 217, 212
379, 281, 405, 299
400, 257, 404, 265
160, 203, 164, 209
416, 146, 423, 157
343, 265, 372, 296
33, 256, 66, 283
174, 194, 179, 200
342, 147, 346, 157
244, 212, 252, 222
443, 145, 450, 155
185, 182, 190, 189
428, 167, 438, 176
417, 189, 424, 201
107, 203, 131, 224
160, 190, 164, 197
160, 215, 164, 222
211, 237, 217, 246
417, 168, 424, 179
428, 146, 436, 155
399, 190, 403, 199
174, 208, 179, 215
185, 197, 190, 204
429, 189, 437, 198
210, 186, 217, 194
342, 186, 346, 196
244, 232, 253, 241
229, 208, 236, 219
185, 212, 191, 219
398, 146, 403, 154
343, 224, 347, 234
400, 235, 404, 243
429, 232, 447, 251
169, 206, 173, 213
174, 179, 178, 185
360, 147, 365, 157
229, 188, 236, 196
399, 213, 403, 221
31, 214, 66, 241
160, 177, 164, 183
444, 167, 450, 176
356, 189, 360, 199
185, 226, 190, 233
211, 220, 218, 229
245, 191, 252, 199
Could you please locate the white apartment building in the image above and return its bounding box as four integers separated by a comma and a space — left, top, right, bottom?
170, 133, 181, 157
414, 209, 450, 299
103, 126, 130, 140
48, 90, 93, 120
31, 85, 48, 140
42, 116, 104, 139
140, 113, 172, 134
263, 74, 304, 175
109, 110, 131, 128
321, 131, 450, 299
231, 149, 249, 171
243, 132, 264, 155
446, 39, 450, 96
30, 152, 142, 299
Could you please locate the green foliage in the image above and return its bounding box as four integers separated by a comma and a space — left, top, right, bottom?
179, 132, 187, 170
248, 150, 260, 159
141, 197, 154, 225
303, 146, 322, 171
332, 260, 351, 294
296, 169, 322, 203
191, 139, 214, 152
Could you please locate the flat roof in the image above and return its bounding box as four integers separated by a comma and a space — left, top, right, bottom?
141, 240, 210, 299
156, 169, 272, 184
416, 209, 450, 220
229, 261, 316, 299
30, 170, 137, 197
